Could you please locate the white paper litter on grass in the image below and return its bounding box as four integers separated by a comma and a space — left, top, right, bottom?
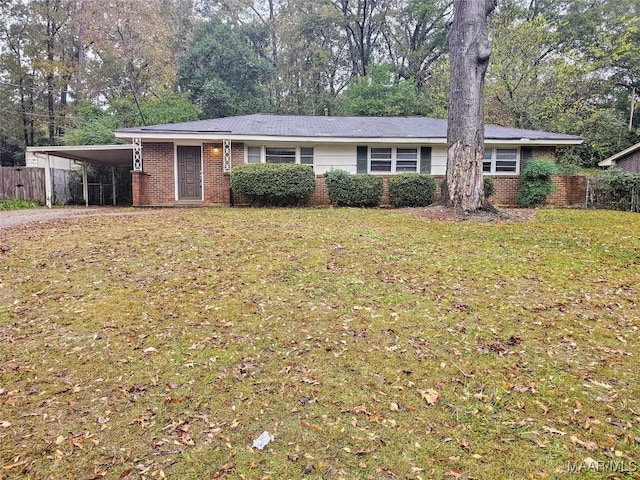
252, 431, 273, 450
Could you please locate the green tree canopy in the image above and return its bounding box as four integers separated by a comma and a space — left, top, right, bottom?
63, 92, 199, 146
336, 65, 429, 116
178, 18, 274, 118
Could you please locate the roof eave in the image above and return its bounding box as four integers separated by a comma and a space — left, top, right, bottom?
599, 142, 640, 166
114, 131, 583, 146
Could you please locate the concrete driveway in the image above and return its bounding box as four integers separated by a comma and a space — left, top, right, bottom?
0, 207, 139, 229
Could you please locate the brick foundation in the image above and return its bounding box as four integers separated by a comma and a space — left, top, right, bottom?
309, 175, 586, 208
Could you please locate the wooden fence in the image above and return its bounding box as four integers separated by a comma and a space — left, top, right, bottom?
0, 167, 82, 205
0, 167, 46, 204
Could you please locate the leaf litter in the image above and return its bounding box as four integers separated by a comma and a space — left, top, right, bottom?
0, 207, 638, 479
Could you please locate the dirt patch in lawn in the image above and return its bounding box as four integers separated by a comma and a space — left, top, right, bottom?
406, 205, 537, 222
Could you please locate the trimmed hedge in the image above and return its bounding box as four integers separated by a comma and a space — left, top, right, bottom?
517, 158, 558, 207
388, 174, 436, 207
324, 169, 383, 207
230, 163, 315, 206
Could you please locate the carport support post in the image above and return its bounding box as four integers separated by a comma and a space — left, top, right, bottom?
82, 161, 89, 207
111, 166, 117, 206
45, 153, 53, 208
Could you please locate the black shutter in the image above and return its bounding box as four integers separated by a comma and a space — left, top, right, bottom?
357, 146, 368, 173
521, 147, 532, 171
420, 146, 432, 174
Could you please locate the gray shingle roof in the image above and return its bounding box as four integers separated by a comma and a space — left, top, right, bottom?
116, 114, 583, 142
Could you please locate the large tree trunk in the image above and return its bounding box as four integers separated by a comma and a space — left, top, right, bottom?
445, 0, 497, 211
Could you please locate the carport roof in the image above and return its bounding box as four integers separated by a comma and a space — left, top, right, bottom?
27, 144, 134, 167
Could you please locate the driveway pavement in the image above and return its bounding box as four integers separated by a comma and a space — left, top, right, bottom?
0, 207, 138, 229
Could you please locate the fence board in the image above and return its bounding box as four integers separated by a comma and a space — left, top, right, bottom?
0, 167, 46, 204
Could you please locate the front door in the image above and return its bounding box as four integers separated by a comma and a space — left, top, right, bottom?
177, 146, 202, 200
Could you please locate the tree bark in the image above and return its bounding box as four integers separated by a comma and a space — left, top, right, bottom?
445, 0, 497, 211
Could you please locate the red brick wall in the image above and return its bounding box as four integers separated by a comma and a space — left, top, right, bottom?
532, 146, 556, 160
139, 142, 175, 205
131, 171, 150, 206
548, 175, 587, 207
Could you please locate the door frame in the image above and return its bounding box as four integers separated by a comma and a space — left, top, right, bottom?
174, 143, 204, 201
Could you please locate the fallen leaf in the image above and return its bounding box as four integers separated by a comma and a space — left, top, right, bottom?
570, 435, 598, 451
300, 420, 322, 431
444, 469, 463, 478
210, 463, 235, 480
143, 347, 157, 353
419, 389, 439, 405
543, 426, 566, 436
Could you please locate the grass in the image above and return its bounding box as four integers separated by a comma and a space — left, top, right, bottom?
0, 199, 40, 211
0, 208, 639, 479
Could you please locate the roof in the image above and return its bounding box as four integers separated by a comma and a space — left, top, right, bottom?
115, 114, 583, 144
599, 142, 640, 167
26, 145, 134, 167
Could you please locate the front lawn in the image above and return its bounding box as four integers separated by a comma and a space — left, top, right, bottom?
0, 208, 638, 479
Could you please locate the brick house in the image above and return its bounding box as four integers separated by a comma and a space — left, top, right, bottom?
115, 114, 584, 207
599, 142, 640, 173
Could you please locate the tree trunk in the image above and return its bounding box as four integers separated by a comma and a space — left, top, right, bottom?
445, 0, 497, 211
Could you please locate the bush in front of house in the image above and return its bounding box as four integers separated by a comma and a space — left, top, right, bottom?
517, 158, 559, 207
483, 177, 495, 198
591, 169, 640, 212
388, 174, 436, 207
324, 169, 383, 207
230, 163, 316, 206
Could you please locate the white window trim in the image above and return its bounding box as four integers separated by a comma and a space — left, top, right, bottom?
244, 145, 315, 169
367, 146, 420, 174
482, 147, 520, 175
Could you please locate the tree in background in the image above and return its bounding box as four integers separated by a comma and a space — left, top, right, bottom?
485, 0, 639, 167
336, 64, 428, 116
178, 18, 274, 118
444, 0, 497, 211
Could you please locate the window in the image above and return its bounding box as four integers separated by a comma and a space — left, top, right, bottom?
245, 146, 315, 168
300, 147, 314, 166
396, 148, 418, 172
247, 146, 261, 163
265, 147, 296, 164
364, 147, 420, 173
370, 147, 392, 172
483, 149, 492, 172
483, 148, 518, 174
496, 149, 518, 172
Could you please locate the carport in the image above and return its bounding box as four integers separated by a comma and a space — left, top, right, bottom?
26, 145, 134, 208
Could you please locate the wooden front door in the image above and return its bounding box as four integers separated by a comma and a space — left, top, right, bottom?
177, 146, 202, 200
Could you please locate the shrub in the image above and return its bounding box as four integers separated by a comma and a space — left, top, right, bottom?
0, 198, 40, 210
589, 169, 640, 212
230, 163, 315, 206
324, 169, 383, 207
439, 177, 496, 199
517, 158, 559, 207
388, 174, 436, 207
483, 177, 495, 198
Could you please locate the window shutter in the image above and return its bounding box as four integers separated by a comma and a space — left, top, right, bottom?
521, 147, 532, 171
420, 147, 432, 174
357, 146, 368, 173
